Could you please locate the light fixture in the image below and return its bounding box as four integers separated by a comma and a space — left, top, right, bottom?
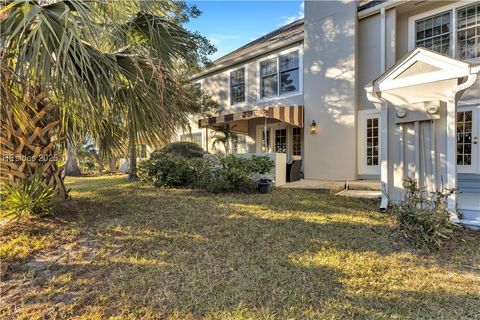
396, 108, 407, 118
426, 104, 439, 114
310, 120, 318, 134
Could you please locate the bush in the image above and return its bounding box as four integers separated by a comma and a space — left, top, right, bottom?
1, 172, 55, 220
391, 177, 456, 251
138, 154, 274, 194
138, 155, 210, 188
152, 141, 204, 159
206, 155, 255, 193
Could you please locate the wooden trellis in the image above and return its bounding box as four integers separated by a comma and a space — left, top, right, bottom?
0, 101, 68, 199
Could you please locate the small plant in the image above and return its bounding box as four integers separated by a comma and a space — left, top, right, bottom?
1, 172, 55, 220
391, 177, 456, 251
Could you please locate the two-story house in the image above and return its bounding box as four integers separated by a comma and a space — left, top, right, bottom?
181, 0, 480, 229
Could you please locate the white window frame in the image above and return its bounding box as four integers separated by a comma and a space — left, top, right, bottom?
358, 109, 381, 175
227, 65, 248, 107
255, 123, 289, 154
408, 1, 480, 63
180, 131, 204, 150
256, 45, 303, 102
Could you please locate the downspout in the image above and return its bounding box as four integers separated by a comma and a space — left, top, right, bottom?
366, 88, 389, 213
446, 71, 478, 222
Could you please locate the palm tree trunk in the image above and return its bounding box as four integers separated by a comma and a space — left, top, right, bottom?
128, 126, 137, 180
64, 142, 82, 176
0, 94, 68, 199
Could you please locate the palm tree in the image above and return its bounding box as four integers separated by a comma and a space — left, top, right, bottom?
1, 1, 214, 192
212, 124, 239, 155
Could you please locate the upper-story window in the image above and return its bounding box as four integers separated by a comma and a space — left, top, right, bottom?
413, 2, 480, 59
415, 12, 451, 54
457, 2, 480, 59
230, 68, 245, 105
260, 50, 300, 99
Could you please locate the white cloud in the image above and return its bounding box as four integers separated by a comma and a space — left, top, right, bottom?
278, 1, 304, 27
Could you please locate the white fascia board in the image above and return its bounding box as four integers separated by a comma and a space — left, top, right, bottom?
191, 34, 304, 81
358, 0, 406, 20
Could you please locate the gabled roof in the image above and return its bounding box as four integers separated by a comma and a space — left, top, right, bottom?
192, 19, 304, 80
367, 47, 480, 93
213, 18, 304, 66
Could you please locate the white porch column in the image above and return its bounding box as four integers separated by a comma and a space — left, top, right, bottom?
446, 94, 457, 214
366, 92, 389, 211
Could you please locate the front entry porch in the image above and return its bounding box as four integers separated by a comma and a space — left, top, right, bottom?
199, 105, 305, 186
365, 48, 480, 229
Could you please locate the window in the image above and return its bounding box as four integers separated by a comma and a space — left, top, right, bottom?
180, 132, 203, 148
415, 12, 451, 54
366, 118, 379, 166
260, 58, 278, 98
457, 111, 473, 165
457, 3, 480, 59
233, 134, 247, 153
280, 52, 300, 94
292, 127, 302, 156
260, 130, 270, 152
274, 129, 287, 153
230, 68, 245, 105
413, 2, 480, 59
260, 50, 300, 98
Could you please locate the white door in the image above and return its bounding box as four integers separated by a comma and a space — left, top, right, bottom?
457, 107, 480, 174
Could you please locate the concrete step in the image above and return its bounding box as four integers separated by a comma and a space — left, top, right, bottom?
336, 190, 381, 199
460, 219, 480, 231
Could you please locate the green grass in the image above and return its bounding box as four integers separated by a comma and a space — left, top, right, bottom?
1, 175, 479, 319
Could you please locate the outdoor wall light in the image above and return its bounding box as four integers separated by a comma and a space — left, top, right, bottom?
309, 120, 318, 134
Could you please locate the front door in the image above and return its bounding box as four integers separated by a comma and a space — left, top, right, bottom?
457, 107, 480, 174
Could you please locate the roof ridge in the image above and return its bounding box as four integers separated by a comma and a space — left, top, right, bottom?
210, 18, 304, 65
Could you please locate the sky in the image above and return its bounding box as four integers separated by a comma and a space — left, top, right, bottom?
185, 1, 304, 61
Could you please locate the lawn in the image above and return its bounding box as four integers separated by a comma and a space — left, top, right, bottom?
1, 175, 479, 319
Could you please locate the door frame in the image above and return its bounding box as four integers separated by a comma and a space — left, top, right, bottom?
457, 105, 480, 174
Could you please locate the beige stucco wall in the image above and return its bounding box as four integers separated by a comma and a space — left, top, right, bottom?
197, 42, 304, 115
303, 0, 357, 180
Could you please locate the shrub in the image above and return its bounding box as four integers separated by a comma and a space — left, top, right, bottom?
138, 154, 274, 194
152, 141, 204, 159
206, 155, 255, 193
138, 155, 210, 188
391, 177, 456, 251
1, 172, 55, 220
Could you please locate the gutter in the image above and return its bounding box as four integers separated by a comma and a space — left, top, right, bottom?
191, 34, 304, 81
365, 87, 389, 213
358, 0, 407, 20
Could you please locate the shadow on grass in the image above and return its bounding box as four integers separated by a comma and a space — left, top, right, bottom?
2, 177, 479, 319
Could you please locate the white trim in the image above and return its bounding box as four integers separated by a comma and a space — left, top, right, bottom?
374, 48, 473, 92
380, 7, 386, 73
191, 34, 303, 81
408, 1, 480, 57
256, 45, 303, 102
358, 109, 381, 175
456, 105, 480, 174
227, 64, 248, 107
358, 0, 406, 19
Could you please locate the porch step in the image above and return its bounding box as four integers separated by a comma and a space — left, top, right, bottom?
336, 190, 381, 199
459, 219, 480, 231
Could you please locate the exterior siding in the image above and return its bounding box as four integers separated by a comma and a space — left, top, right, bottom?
303, 0, 357, 180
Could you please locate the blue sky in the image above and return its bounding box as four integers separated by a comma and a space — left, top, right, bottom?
186, 1, 304, 61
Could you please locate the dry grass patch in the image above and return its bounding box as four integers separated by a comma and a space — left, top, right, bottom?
1, 175, 479, 319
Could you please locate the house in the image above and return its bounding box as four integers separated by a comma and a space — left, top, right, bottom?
184, 0, 480, 229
